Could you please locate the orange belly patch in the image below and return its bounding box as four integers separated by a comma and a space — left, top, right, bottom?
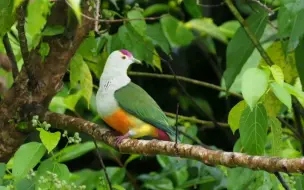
103, 109, 134, 135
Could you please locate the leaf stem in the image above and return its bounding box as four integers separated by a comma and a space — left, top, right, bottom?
225, 0, 274, 66
165, 112, 229, 127
128, 71, 242, 99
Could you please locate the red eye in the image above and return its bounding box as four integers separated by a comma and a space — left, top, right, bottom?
122, 56, 126, 60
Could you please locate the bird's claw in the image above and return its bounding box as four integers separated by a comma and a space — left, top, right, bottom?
115, 134, 129, 146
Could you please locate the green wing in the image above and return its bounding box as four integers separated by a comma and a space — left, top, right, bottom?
114, 82, 175, 136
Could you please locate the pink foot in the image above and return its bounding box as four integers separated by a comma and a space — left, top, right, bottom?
115, 134, 129, 146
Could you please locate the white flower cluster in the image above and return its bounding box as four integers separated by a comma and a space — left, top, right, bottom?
31, 115, 51, 130
62, 131, 82, 144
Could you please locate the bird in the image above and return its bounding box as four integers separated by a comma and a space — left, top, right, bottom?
96, 49, 176, 145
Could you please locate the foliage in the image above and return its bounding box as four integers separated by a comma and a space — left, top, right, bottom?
1, 0, 304, 189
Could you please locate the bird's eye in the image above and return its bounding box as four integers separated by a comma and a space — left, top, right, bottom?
122, 56, 126, 60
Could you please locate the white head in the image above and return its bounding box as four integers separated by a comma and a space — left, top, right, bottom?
101, 50, 141, 78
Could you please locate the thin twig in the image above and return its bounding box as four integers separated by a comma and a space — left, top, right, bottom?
165, 112, 229, 127
292, 98, 304, 153
249, 0, 275, 16
65, 0, 164, 23
128, 71, 243, 99
225, 0, 275, 66
92, 139, 113, 190
16, 3, 30, 68
3, 34, 18, 79
196, 0, 225, 7
277, 117, 302, 141
94, 0, 100, 33
274, 172, 290, 190
175, 103, 179, 145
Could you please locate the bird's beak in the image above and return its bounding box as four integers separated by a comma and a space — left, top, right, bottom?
132, 57, 142, 64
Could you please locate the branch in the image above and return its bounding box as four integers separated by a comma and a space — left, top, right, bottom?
16, 3, 30, 70
165, 112, 229, 127
3, 34, 18, 79
225, 0, 274, 66
128, 71, 243, 99
44, 112, 304, 173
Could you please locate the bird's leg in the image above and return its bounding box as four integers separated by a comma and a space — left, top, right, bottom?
115, 133, 129, 146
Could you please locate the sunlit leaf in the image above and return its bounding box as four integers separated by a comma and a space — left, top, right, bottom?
37, 160, 70, 181
143, 4, 169, 17
263, 90, 282, 117
284, 82, 304, 106
39, 42, 50, 61
26, 0, 52, 38
260, 41, 298, 83
228, 100, 247, 134
269, 117, 282, 156
70, 54, 93, 107
37, 128, 61, 153
13, 142, 46, 180
67, 0, 82, 23
270, 82, 291, 110
127, 10, 146, 36
241, 68, 269, 109
224, 11, 268, 90
219, 20, 240, 38
160, 15, 194, 47
239, 104, 268, 155
185, 18, 227, 43
270, 65, 284, 85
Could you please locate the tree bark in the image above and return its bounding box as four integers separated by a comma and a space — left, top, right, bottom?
0, 1, 94, 161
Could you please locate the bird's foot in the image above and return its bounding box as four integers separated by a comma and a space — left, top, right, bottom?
115, 134, 129, 146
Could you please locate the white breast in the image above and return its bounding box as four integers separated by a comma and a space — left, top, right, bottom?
96, 75, 131, 117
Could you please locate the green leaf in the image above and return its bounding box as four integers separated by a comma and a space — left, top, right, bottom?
37, 128, 61, 153
51, 141, 95, 162
13, 142, 46, 180
178, 177, 215, 189
143, 4, 169, 17
118, 23, 154, 65
26, 0, 52, 38
67, 0, 82, 23
183, 0, 202, 18
224, 11, 268, 90
0, 187, 7, 190
160, 15, 194, 47
0, 163, 5, 185
278, 2, 304, 52
228, 100, 247, 134
185, 18, 227, 43
124, 154, 141, 167
219, 20, 240, 38
295, 38, 304, 88
70, 54, 93, 107
241, 68, 269, 109
270, 82, 291, 110
62, 91, 83, 112
260, 41, 298, 83
270, 65, 284, 85
263, 90, 282, 117
269, 117, 282, 156
107, 167, 126, 184
127, 10, 146, 36
143, 178, 174, 190
37, 160, 70, 181
71, 169, 102, 190
146, 23, 170, 54
0, 0, 16, 37
15, 178, 35, 190
152, 50, 162, 71
239, 104, 268, 155
227, 168, 255, 190
39, 42, 50, 60
284, 82, 304, 106
42, 25, 65, 36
